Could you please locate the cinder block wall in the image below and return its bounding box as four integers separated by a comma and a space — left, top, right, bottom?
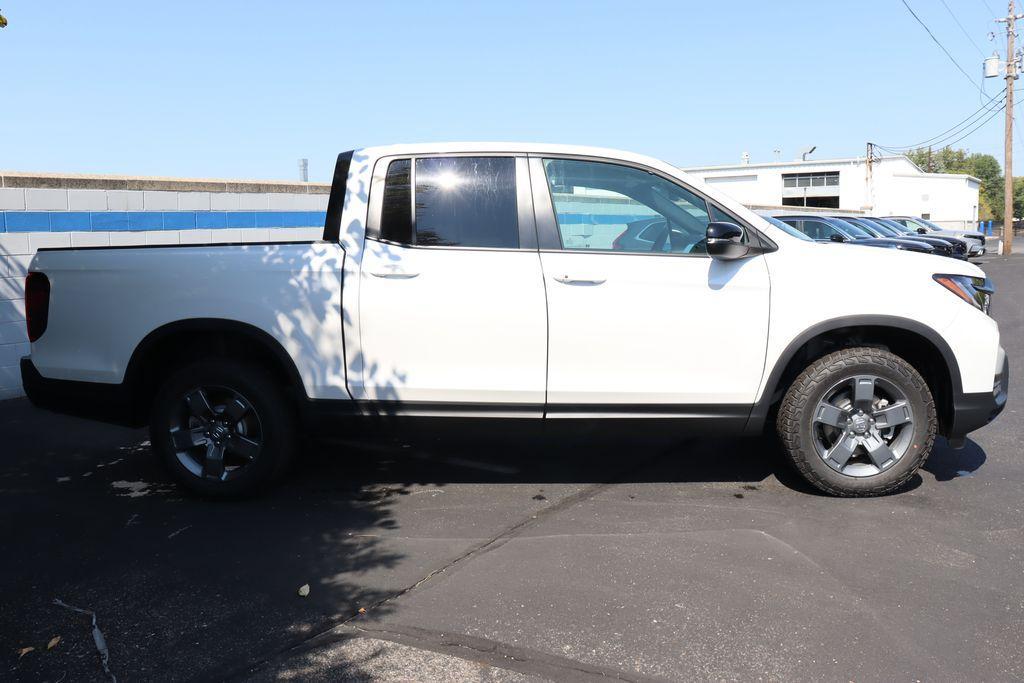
0, 171, 331, 400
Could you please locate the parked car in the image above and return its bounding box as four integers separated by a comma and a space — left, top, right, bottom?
20, 143, 1007, 499
612, 216, 710, 254
867, 217, 969, 259
838, 216, 955, 257
886, 216, 986, 257
769, 214, 936, 254
759, 215, 817, 241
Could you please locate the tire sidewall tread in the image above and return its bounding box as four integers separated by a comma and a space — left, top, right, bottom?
777, 347, 937, 497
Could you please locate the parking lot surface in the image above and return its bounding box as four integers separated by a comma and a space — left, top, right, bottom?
2, 256, 1022, 682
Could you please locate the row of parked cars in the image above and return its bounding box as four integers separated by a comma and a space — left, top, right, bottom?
759, 212, 986, 260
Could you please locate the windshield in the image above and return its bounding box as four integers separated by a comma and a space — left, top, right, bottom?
762, 215, 813, 241
848, 218, 887, 237
830, 217, 872, 238
874, 218, 914, 235
916, 217, 945, 231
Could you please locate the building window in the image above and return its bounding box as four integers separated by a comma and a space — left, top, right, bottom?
781, 196, 840, 208
783, 172, 839, 188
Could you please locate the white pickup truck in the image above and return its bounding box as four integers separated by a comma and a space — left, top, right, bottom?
21, 143, 1008, 497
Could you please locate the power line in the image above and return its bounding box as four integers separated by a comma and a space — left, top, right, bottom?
939, 0, 987, 57
930, 99, 1008, 148
981, 0, 999, 21
876, 87, 1008, 150
875, 97, 1011, 155
899, 0, 982, 90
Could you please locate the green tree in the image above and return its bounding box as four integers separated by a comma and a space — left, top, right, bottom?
1013, 177, 1024, 221
968, 153, 1004, 220
907, 146, 970, 173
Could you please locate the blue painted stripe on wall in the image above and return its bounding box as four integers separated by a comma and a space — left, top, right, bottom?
6, 212, 53, 231
163, 212, 196, 229
225, 212, 256, 228
0, 211, 328, 232
50, 213, 92, 230
92, 212, 131, 231
556, 213, 656, 225
196, 212, 227, 229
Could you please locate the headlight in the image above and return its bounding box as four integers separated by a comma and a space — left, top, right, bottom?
933, 274, 994, 313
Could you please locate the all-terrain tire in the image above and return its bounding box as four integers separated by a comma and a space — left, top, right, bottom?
150, 359, 295, 498
777, 347, 936, 497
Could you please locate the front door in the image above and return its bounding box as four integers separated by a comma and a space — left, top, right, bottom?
358, 155, 547, 413
533, 156, 770, 412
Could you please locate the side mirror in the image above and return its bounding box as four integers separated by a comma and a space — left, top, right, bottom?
829, 233, 847, 243
916, 227, 928, 234
706, 222, 749, 260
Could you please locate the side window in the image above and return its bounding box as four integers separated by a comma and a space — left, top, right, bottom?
414, 157, 518, 248
804, 220, 836, 240
380, 159, 412, 244
542, 158, 710, 254
378, 156, 519, 248
780, 218, 805, 236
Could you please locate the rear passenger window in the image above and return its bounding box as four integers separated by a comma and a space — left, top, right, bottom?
414, 157, 518, 248
380, 159, 413, 244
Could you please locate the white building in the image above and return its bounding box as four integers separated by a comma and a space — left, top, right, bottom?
683, 156, 981, 227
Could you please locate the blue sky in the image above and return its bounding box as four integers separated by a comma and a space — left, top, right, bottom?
0, 1, 1013, 181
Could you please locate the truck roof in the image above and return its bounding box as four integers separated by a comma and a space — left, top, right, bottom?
355, 142, 675, 170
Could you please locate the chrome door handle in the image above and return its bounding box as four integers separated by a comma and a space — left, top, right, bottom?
553, 275, 606, 285
371, 271, 419, 279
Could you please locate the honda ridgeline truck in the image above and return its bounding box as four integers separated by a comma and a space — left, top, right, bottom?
20, 144, 1008, 497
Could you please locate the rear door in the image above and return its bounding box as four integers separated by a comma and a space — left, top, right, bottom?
531, 156, 771, 413
358, 155, 547, 413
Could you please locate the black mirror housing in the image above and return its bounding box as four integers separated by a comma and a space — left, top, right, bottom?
917, 227, 928, 234
830, 233, 846, 243
706, 222, 749, 260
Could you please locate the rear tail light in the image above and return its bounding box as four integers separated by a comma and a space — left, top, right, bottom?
25, 272, 50, 342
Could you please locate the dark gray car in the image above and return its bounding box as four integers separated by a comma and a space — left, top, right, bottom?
768, 214, 935, 254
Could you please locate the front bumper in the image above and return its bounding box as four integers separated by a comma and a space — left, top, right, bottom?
946, 349, 1009, 447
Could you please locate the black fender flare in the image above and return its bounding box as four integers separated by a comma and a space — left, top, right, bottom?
123, 318, 307, 399
745, 314, 961, 432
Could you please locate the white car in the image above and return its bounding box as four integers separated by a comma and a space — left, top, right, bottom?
886, 216, 987, 257
20, 143, 1008, 498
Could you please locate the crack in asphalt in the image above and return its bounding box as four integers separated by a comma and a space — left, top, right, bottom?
217, 445, 676, 682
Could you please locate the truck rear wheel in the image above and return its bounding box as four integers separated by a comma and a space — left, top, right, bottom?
150, 360, 295, 498
777, 347, 936, 497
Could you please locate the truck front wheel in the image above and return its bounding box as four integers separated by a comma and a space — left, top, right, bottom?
777, 347, 937, 497
150, 359, 295, 498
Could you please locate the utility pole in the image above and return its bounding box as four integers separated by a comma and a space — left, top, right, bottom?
865, 142, 874, 211
997, 2, 1024, 254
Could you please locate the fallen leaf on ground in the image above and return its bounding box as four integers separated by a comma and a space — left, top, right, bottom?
16, 646, 34, 658
297, 584, 310, 597
47, 636, 61, 650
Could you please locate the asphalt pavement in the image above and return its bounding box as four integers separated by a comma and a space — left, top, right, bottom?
1, 255, 1022, 682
